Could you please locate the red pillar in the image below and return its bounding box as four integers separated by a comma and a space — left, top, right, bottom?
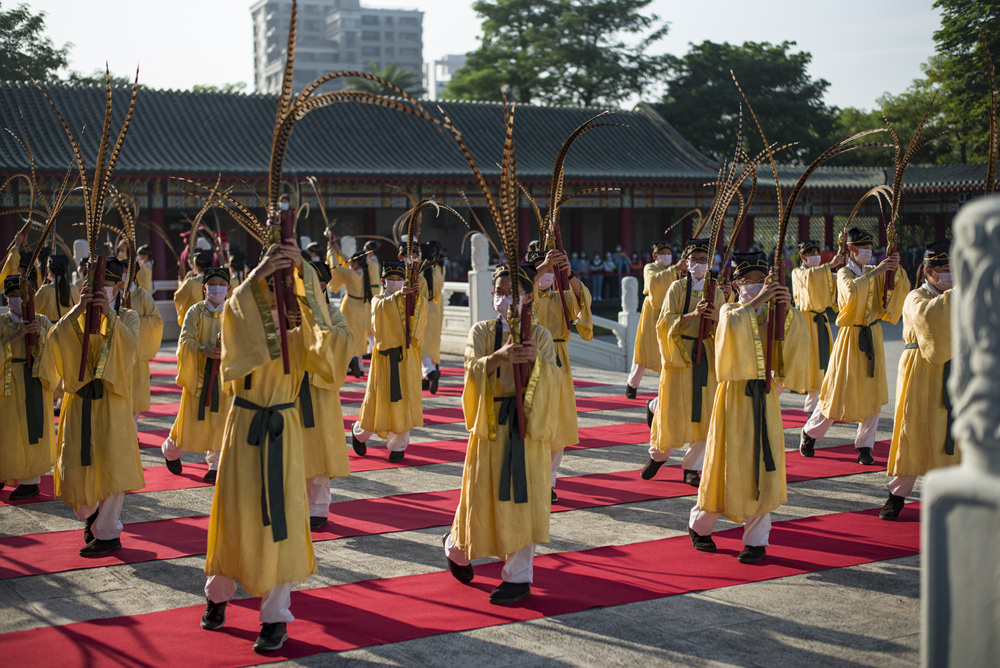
619, 206, 632, 254
797, 214, 811, 245
737, 215, 755, 251
518, 207, 532, 257
363, 208, 377, 237
824, 214, 835, 250
1, 211, 16, 250
934, 212, 947, 240
683, 213, 693, 241
571, 209, 582, 252
148, 205, 168, 284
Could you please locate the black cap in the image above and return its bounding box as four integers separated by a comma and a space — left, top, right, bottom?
923, 240, 950, 267
363, 240, 378, 252
307, 260, 332, 284
381, 260, 406, 279
493, 262, 537, 292
685, 238, 711, 256
3, 275, 21, 295
798, 239, 821, 254
847, 228, 874, 246
652, 241, 671, 254
525, 249, 545, 265
202, 267, 232, 285
104, 257, 125, 283
193, 250, 214, 270
731, 252, 768, 281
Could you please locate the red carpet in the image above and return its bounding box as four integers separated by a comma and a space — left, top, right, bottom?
0, 441, 890, 579
0, 504, 920, 667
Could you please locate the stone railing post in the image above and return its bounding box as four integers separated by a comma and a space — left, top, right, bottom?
922, 196, 1000, 667
339, 235, 358, 259
468, 233, 493, 326
618, 276, 640, 364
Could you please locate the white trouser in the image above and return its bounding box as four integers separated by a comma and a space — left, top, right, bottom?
421, 357, 436, 377
627, 363, 644, 388
352, 421, 410, 451
366, 334, 375, 354
75, 492, 125, 541
550, 449, 564, 488
307, 475, 331, 517
648, 396, 659, 414
648, 440, 705, 470
801, 390, 818, 415
444, 534, 536, 584
205, 576, 294, 624
16, 477, 40, 485
162, 438, 221, 470
887, 475, 917, 498
803, 405, 879, 451
689, 506, 772, 547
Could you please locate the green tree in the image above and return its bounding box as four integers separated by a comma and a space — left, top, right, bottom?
444, 0, 669, 107
67, 68, 134, 86
192, 82, 248, 94
0, 2, 70, 81
655, 40, 836, 163
345, 62, 423, 96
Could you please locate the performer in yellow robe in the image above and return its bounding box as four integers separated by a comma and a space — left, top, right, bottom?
202, 242, 339, 651
800, 228, 909, 464
126, 276, 164, 417
47, 258, 144, 557
626, 241, 684, 398
328, 248, 371, 378
688, 253, 807, 563
173, 250, 212, 327
882, 240, 958, 519
1, 277, 58, 500
35, 254, 80, 323
364, 240, 381, 356
528, 247, 594, 501
419, 242, 446, 393
644, 239, 728, 487
162, 268, 233, 483
790, 240, 842, 414
135, 245, 154, 292
299, 261, 354, 530
351, 260, 427, 461
443, 262, 560, 605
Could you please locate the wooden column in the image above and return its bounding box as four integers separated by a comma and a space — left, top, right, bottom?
571, 209, 582, 252
619, 206, 632, 254
363, 208, 377, 236
518, 206, 532, 257
798, 214, 811, 245
660, 209, 673, 247
824, 214, 835, 250
935, 211, 947, 239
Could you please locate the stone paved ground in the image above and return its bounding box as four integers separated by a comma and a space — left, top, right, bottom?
0, 321, 920, 667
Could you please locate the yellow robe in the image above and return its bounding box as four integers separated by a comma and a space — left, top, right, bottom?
888, 286, 958, 477
650, 278, 726, 451
34, 282, 81, 324
421, 265, 446, 364
633, 263, 678, 371
365, 255, 381, 339
818, 265, 909, 421
300, 304, 354, 480
136, 264, 153, 292
205, 264, 338, 596
791, 264, 838, 394
698, 303, 808, 522
173, 275, 204, 327
534, 284, 594, 450
1, 313, 58, 482
169, 301, 232, 453
329, 261, 370, 359
128, 286, 164, 414
358, 291, 427, 435
0, 248, 20, 285
449, 319, 559, 559
49, 307, 144, 509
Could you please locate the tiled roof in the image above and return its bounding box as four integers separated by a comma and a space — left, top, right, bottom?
771, 163, 990, 192
0, 82, 718, 183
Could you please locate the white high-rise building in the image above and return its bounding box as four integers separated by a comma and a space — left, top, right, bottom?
251, 0, 424, 94
423, 53, 467, 99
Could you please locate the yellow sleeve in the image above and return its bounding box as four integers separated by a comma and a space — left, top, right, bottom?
310, 305, 353, 390
775, 307, 810, 390
176, 305, 205, 391
835, 268, 873, 326
371, 292, 408, 349
410, 293, 428, 348
642, 264, 656, 296
137, 265, 153, 292
297, 263, 346, 383
570, 284, 594, 341
134, 289, 164, 362
33, 314, 60, 393
100, 309, 141, 398
0, 248, 20, 284
908, 289, 952, 366
793, 265, 836, 313
524, 324, 559, 443
328, 265, 350, 293
658, 280, 690, 368
714, 303, 761, 382
881, 266, 909, 325
220, 275, 280, 383
648, 266, 676, 305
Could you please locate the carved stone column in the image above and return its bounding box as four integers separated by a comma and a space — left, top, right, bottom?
922, 196, 1000, 666
468, 233, 493, 326
618, 276, 640, 368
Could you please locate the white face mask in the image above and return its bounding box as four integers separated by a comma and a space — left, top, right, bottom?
537, 272, 555, 290
934, 271, 952, 290
738, 282, 764, 304
384, 280, 404, 295
103, 287, 116, 303
689, 263, 708, 280
205, 285, 228, 304
852, 248, 872, 265
6, 296, 22, 315
493, 293, 512, 315
279, 201, 290, 211
803, 254, 821, 267
656, 254, 672, 268
354, 268, 364, 275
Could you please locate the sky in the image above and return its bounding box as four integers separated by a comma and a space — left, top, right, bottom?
32, 0, 942, 110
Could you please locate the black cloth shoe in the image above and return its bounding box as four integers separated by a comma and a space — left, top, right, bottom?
362, 353, 372, 361
422, 378, 429, 391
799, 431, 816, 457
737, 545, 767, 564
348, 357, 363, 378
388, 450, 405, 463
856, 448, 876, 466
83, 509, 99, 545
625, 384, 637, 400
352, 431, 367, 456
79, 537, 122, 558
9, 484, 40, 500
489, 581, 531, 605
202, 469, 217, 484
683, 470, 702, 487
640, 457, 665, 480
165, 455, 183, 475
442, 534, 474, 584
551, 488, 558, 503
253, 622, 288, 653
879, 493, 906, 520
310, 516, 328, 531
646, 399, 655, 428
200, 599, 227, 630
689, 527, 717, 553
428, 368, 441, 395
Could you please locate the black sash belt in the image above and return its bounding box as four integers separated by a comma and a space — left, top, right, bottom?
904, 342, 955, 456
197, 357, 220, 421
855, 322, 876, 378
811, 310, 831, 371
299, 373, 315, 428
683, 335, 708, 422
496, 396, 528, 504
75, 380, 104, 466
746, 379, 776, 501
12, 358, 44, 444
233, 396, 295, 543
380, 346, 403, 402
553, 338, 566, 368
